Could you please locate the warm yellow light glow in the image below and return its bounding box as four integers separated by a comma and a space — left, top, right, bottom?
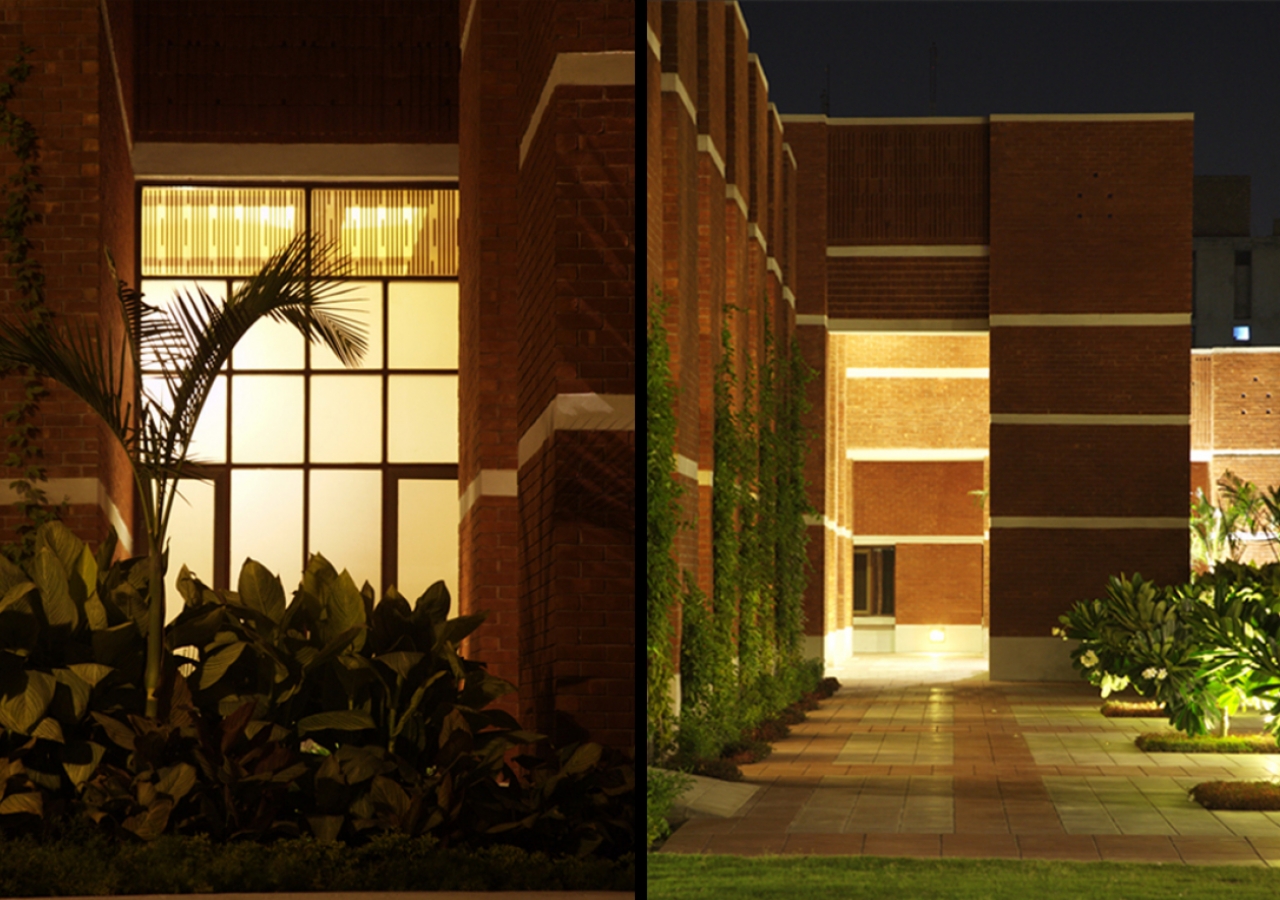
929, 629, 946, 643
312, 189, 457, 276
398, 479, 458, 602
142, 188, 304, 276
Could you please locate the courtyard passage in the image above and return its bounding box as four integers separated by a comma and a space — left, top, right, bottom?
660, 653, 1280, 865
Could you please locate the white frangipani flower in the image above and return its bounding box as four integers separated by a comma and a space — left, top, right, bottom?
1080, 649, 1099, 668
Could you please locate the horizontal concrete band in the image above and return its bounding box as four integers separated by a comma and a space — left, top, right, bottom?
990, 516, 1187, 529
647, 22, 660, 58
674, 453, 697, 480
802, 515, 852, 540
697, 134, 726, 178
0, 477, 133, 554
747, 53, 769, 95
660, 72, 697, 122
458, 469, 518, 520
516, 393, 635, 468
828, 245, 989, 257
853, 535, 985, 545
990, 414, 1189, 425
133, 143, 459, 180
847, 448, 988, 461
1210, 448, 1280, 456
520, 51, 635, 167
848, 367, 988, 379
780, 113, 1193, 124
988, 313, 1190, 327
828, 318, 989, 333
780, 115, 987, 124
726, 184, 747, 217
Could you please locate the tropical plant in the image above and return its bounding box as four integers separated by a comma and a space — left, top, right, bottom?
1191, 471, 1280, 573
0, 237, 366, 716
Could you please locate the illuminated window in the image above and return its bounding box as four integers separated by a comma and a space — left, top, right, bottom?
1234, 325, 1251, 343
140, 186, 459, 615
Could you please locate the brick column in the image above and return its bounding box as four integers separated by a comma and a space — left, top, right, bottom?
987, 115, 1193, 679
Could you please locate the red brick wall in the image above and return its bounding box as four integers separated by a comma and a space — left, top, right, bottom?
827, 257, 988, 320
0, 0, 108, 549
827, 123, 988, 245
852, 461, 983, 536
457, 0, 520, 721
133, 0, 458, 143
895, 544, 983, 625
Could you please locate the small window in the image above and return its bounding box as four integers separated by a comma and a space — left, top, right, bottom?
1234, 325, 1251, 343
853, 546, 895, 616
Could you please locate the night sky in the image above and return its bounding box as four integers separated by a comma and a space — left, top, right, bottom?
738, 1, 1280, 237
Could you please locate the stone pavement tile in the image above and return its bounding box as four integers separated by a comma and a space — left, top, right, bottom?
1094, 834, 1182, 863
657, 827, 712, 854
1246, 836, 1280, 866
862, 833, 942, 858
1172, 836, 1267, 866
1015, 834, 1100, 861
1211, 811, 1280, 837
782, 833, 866, 855
941, 833, 1020, 859
733, 815, 798, 833
702, 834, 788, 856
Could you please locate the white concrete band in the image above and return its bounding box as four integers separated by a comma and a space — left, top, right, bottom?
0, 476, 98, 504
989, 313, 1190, 327
748, 223, 768, 254
1212, 449, 1280, 456
697, 134, 726, 178
1191, 449, 1213, 462
767, 256, 783, 284
769, 102, 783, 135
459, 468, 519, 520
847, 367, 988, 379
990, 516, 1187, 529
795, 314, 827, 327
828, 319, 989, 334
697, 469, 714, 487
779, 115, 987, 125
674, 454, 698, 481
726, 183, 747, 218
847, 448, 988, 461
828, 245, 989, 257
132, 143, 459, 181
517, 393, 636, 468
520, 51, 635, 167
646, 23, 660, 58
460, 0, 477, 58
783, 143, 797, 170
853, 535, 985, 545
98, 483, 133, 555
660, 72, 697, 123
802, 514, 824, 527
990, 112, 1193, 122
990, 414, 1189, 426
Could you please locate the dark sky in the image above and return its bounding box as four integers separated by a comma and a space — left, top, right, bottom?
738, 1, 1280, 237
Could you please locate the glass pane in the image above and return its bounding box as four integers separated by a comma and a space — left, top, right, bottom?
310, 376, 382, 463
388, 281, 458, 369
140, 373, 226, 465
312, 189, 458, 277
231, 281, 305, 370
309, 281, 383, 371
397, 479, 458, 605
388, 375, 458, 463
141, 187, 304, 277
138, 280, 227, 372
231, 375, 304, 463
165, 478, 215, 624
309, 470, 382, 593
231, 469, 304, 586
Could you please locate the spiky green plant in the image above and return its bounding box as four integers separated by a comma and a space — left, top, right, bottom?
0, 235, 365, 716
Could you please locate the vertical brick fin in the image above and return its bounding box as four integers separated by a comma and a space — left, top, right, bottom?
827, 124, 989, 245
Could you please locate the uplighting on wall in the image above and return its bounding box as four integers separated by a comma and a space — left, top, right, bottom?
929, 629, 946, 643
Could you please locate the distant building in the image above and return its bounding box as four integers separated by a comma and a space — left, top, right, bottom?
1193, 176, 1280, 347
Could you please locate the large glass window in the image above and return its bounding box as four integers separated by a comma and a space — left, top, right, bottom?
140, 187, 459, 616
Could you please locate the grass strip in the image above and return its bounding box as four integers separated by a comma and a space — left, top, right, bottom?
1136, 732, 1280, 753
648, 854, 1280, 900
1192, 780, 1280, 810
0, 831, 634, 896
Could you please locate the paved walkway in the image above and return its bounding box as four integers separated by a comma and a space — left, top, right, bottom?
659, 653, 1280, 865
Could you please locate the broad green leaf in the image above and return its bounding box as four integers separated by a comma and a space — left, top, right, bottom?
61, 740, 105, 789
236, 559, 287, 626
435, 613, 486, 650
335, 744, 385, 784
51, 667, 92, 722
199, 640, 247, 690
91, 621, 142, 667
369, 774, 409, 816
308, 815, 343, 842
83, 595, 110, 631
67, 663, 113, 689
320, 570, 367, 651
297, 710, 376, 733
415, 580, 451, 623
375, 651, 424, 681
155, 763, 197, 801
0, 671, 56, 734
91, 712, 136, 751
31, 717, 64, 743
36, 521, 86, 577
562, 742, 602, 775
0, 581, 35, 616
0, 553, 29, 594
304, 626, 364, 673
31, 546, 78, 630
0, 792, 42, 817
123, 798, 172, 841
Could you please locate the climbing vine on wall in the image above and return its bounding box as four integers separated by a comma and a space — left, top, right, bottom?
0, 41, 64, 563
646, 293, 682, 760
775, 333, 816, 667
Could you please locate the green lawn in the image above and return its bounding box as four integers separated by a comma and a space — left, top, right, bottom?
648, 854, 1280, 899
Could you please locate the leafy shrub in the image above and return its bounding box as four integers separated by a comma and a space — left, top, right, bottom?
1135, 732, 1279, 753
646, 767, 693, 850
1100, 700, 1164, 717
1191, 780, 1280, 811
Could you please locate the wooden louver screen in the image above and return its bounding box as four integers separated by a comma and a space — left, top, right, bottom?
141, 187, 305, 276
